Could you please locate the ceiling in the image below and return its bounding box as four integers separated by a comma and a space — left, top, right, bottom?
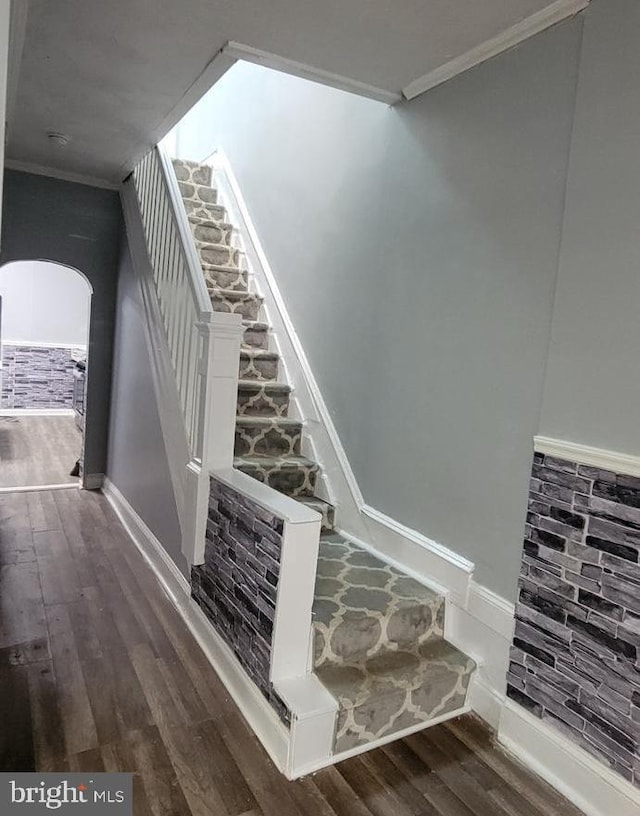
5, 0, 588, 186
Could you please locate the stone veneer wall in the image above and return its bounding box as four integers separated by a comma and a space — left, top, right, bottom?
191, 476, 289, 723
1, 344, 82, 409
508, 451, 640, 787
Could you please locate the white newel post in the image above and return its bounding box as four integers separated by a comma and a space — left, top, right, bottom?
182, 311, 243, 566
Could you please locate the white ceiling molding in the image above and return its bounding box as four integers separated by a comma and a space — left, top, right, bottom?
4, 159, 119, 190
402, 0, 590, 101
6, 0, 29, 143
115, 47, 237, 181
222, 42, 401, 106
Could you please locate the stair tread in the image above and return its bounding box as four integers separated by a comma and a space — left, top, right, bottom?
236, 416, 301, 430
211, 288, 263, 300
189, 215, 233, 230
234, 454, 318, 468
196, 240, 242, 252
240, 348, 279, 360
316, 638, 475, 708
237, 379, 290, 392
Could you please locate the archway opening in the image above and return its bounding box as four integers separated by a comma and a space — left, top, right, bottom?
0, 260, 92, 490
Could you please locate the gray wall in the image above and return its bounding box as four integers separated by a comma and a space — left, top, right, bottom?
539, 0, 640, 455
174, 19, 583, 599
107, 234, 186, 576
1, 170, 121, 481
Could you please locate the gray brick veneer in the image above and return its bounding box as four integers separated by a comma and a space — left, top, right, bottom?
191, 476, 290, 724
509, 452, 640, 787
1, 344, 81, 409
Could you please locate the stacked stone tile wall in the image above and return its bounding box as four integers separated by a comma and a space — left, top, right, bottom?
1, 344, 83, 409
508, 451, 640, 787
191, 476, 289, 723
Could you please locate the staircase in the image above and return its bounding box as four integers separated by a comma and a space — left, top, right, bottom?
172, 158, 475, 757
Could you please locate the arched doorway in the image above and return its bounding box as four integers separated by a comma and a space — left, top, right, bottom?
0, 260, 92, 490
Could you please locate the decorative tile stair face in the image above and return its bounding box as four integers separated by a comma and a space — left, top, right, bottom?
312, 533, 475, 753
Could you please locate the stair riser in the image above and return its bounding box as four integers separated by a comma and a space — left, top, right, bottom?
242, 324, 269, 350
313, 598, 445, 669
178, 180, 217, 205
182, 200, 226, 221
191, 222, 233, 246
234, 424, 301, 458
239, 356, 278, 381
235, 461, 317, 497
332, 667, 473, 754
172, 160, 213, 187
199, 244, 241, 267
237, 387, 290, 417
204, 268, 248, 292
212, 294, 261, 321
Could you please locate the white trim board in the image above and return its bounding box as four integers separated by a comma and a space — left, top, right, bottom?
1, 340, 87, 350
0, 408, 75, 416
4, 159, 119, 190
0, 482, 78, 494
499, 701, 640, 816
221, 42, 400, 106
101, 477, 290, 773
535, 435, 640, 478
402, 0, 589, 100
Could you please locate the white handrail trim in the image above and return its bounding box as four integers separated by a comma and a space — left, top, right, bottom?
156, 144, 213, 315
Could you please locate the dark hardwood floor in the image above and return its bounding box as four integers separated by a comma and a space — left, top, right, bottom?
0, 487, 584, 815
0, 415, 81, 488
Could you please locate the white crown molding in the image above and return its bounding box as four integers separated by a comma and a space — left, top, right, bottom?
222, 41, 401, 106
4, 159, 119, 190
499, 701, 640, 816
534, 435, 640, 477
402, 0, 590, 100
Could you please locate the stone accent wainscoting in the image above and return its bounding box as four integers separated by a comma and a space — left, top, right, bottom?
508, 450, 640, 787
191, 476, 290, 723
0, 344, 83, 409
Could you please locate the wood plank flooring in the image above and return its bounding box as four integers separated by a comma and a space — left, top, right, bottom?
0, 415, 81, 488
0, 487, 584, 815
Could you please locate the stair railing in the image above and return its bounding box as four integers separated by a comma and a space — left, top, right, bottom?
128, 146, 242, 565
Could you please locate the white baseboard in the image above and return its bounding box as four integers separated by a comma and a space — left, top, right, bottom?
0, 408, 75, 416
102, 477, 290, 773
82, 472, 104, 490
0, 482, 78, 494
499, 701, 640, 816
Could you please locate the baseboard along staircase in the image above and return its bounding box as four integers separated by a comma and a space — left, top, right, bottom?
172, 157, 476, 758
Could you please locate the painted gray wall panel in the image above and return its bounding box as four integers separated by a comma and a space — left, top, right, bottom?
106, 235, 186, 576
1, 170, 121, 480
540, 0, 640, 455
174, 20, 582, 599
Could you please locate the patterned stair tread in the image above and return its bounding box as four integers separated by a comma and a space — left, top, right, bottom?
189, 214, 234, 231
182, 199, 226, 221
316, 638, 475, 753
177, 180, 217, 205
171, 159, 213, 186
234, 454, 318, 497
312, 534, 446, 668
295, 496, 335, 531
235, 416, 302, 457
211, 288, 263, 303
235, 415, 302, 430
237, 380, 290, 416
239, 349, 279, 381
